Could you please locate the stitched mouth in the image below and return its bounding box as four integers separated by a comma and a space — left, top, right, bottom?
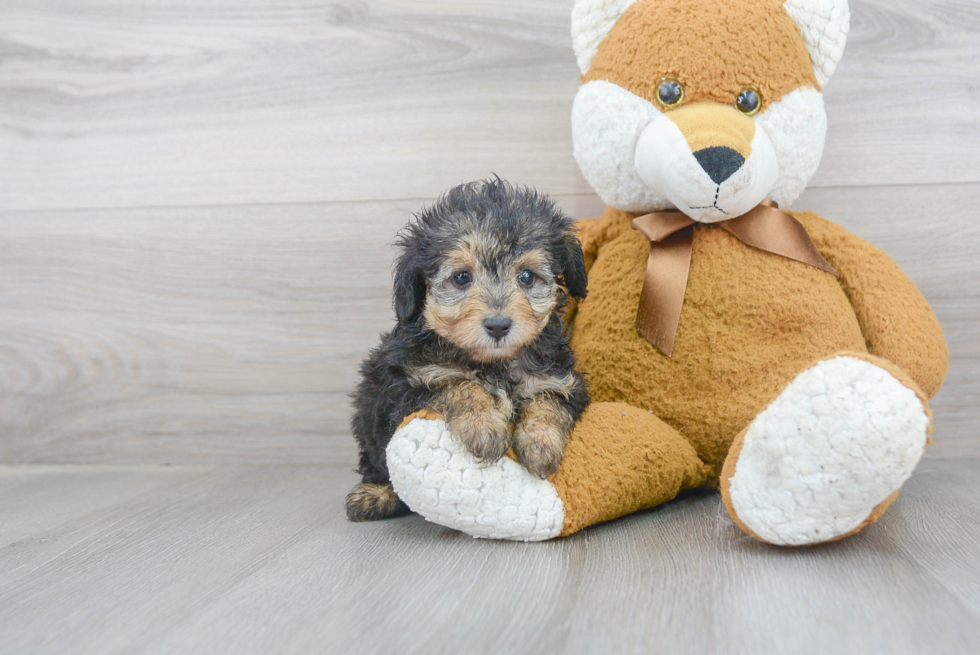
689, 186, 730, 215
689, 203, 728, 214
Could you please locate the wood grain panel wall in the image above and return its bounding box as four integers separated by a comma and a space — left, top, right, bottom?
2, 0, 979, 210
0, 0, 977, 463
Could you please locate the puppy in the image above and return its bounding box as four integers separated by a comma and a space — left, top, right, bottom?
346, 178, 590, 522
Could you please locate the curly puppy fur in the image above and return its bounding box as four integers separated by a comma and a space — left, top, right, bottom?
347, 178, 590, 522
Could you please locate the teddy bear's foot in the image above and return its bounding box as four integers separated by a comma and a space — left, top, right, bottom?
387, 404, 711, 541
386, 414, 565, 542
721, 354, 932, 546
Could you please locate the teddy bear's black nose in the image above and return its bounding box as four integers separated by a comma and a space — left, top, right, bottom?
483, 317, 512, 341
694, 146, 746, 185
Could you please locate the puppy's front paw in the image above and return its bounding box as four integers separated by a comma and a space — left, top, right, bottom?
447, 406, 512, 463
514, 428, 564, 479
434, 380, 513, 464
514, 398, 573, 479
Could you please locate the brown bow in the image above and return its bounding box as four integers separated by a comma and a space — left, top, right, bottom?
630, 201, 838, 357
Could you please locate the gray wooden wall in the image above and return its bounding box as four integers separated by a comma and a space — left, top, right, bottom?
0, 0, 977, 464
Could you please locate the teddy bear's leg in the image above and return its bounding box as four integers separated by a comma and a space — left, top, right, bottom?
386, 403, 710, 541
720, 353, 933, 546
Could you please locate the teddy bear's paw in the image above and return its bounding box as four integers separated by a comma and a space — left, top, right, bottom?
725, 356, 930, 546
385, 417, 565, 542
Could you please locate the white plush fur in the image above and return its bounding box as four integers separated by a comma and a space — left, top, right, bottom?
784, 0, 850, 86
386, 418, 565, 542
727, 357, 930, 546
571, 80, 671, 213
755, 87, 828, 208
571, 0, 640, 75
572, 81, 826, 215
571, 0, 850, 85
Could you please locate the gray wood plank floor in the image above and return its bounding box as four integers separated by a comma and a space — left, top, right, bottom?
1, 454, 978, 655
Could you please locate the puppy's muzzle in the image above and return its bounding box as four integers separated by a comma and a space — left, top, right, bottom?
483, 316, 512, 341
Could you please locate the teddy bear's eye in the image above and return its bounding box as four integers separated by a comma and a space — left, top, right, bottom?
736, 89, 761, 115
656, 79, 684, 108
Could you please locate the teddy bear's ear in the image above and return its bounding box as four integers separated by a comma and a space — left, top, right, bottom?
572, 0, 849, 86
571, 0, 641, 75
783, 0, 850, 86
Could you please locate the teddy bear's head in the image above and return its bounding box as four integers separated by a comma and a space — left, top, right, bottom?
571, 0, 849, 222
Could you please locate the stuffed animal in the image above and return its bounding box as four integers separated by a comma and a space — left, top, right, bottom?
384, 0, 948, 545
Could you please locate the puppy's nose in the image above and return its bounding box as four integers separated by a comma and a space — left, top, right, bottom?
483, 317, 512, 341
693, 146, 746, 185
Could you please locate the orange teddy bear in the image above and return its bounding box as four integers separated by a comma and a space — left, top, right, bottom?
385, 0, 948, 546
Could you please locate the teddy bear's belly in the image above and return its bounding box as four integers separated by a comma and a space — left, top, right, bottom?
570, 224, 867, 471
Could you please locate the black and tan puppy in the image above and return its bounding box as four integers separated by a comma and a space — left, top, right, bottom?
346, 178, 590, 522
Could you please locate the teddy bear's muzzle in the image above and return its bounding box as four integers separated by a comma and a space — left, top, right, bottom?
634, 102, 779, 223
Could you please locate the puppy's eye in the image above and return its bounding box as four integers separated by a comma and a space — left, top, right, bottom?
517, 270, 536, 288
736, 89, 761, 115
656, 79, 684, 108
451, 271, 472, 288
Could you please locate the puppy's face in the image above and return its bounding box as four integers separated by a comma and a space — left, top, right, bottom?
393, 180, 588, 355
423, 237, 558, 363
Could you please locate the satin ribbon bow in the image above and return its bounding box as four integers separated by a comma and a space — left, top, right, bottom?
630, 201, 838, 357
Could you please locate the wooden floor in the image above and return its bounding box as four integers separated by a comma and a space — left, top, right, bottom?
2, 452, 979, 654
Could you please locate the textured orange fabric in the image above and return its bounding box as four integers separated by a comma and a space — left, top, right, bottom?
397, 409, 443, 432
719, 351, 933, 545
794, 213, 949, 398
584, 0, 819, 112
571, 208, 874, 475
563, 215, 624, 328
667, 102, 756, 157
549, 402, 710, 537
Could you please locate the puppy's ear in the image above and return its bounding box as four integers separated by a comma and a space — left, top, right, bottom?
393, 253, 427, 325
558, 231, 588, 300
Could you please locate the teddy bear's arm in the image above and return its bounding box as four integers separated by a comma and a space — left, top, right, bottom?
795, 211, 949, 398
565, 208, 628, 328
574, 216, 607, 273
